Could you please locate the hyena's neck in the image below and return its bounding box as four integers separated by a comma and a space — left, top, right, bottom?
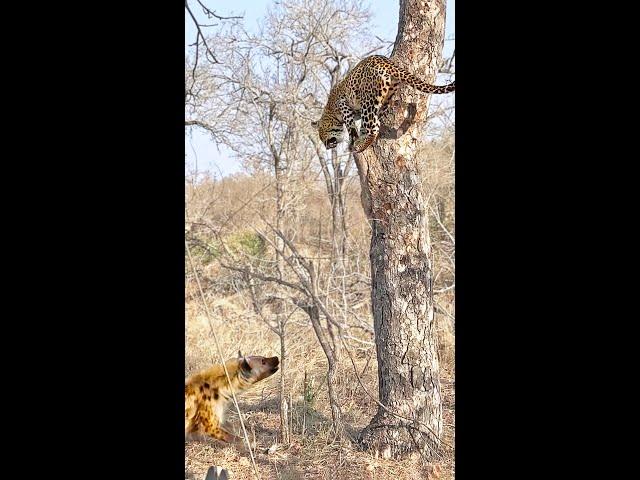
214, 371, 251, 398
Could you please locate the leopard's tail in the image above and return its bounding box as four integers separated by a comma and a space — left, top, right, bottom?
403, 73, 455, 94
385, 57, 455, 94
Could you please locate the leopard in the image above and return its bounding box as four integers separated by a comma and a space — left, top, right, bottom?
311, 55, 455, 153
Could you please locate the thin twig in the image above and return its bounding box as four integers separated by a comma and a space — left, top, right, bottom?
185, 0, 221, 80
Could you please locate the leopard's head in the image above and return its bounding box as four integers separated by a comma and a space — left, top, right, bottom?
311, 116, 344, 150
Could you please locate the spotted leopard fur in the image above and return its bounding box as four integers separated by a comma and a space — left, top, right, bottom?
311, 55, 455, 153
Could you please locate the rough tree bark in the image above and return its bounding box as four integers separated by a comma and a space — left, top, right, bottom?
357, 0, 448, 460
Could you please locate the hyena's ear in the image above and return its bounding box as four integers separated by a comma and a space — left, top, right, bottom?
241, 356, 251, 372
238, 350, 244, 358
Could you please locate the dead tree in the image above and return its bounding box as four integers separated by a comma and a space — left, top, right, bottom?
357, 0, 450, 459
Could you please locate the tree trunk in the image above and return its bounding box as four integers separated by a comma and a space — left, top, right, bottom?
319, 65, 351, 274
303, 302, 343, 439
274, 142, 291, 445
330, 148, 348, 269
358, 0, 447, 460
278, 316, 290, 444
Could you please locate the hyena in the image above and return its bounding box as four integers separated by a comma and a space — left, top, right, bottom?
184, 353, 280, 443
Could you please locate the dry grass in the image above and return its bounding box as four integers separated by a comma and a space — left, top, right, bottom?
185, 294, 454, 480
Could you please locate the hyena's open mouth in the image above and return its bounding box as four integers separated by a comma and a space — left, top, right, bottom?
267, 356, 279, 373
262, 357, 280, 375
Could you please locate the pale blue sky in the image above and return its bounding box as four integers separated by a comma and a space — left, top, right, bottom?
185, 0, 455, 177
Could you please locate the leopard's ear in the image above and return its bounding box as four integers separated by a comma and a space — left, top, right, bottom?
311, 120, 319, 128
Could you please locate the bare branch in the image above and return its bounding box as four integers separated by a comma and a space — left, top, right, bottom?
220, 263, 308, 295
185, 0, 220, 66
195, 0, 243, 21
185, 119, 217, 135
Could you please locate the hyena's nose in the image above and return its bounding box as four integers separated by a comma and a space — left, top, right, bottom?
266, 356, 279, 369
